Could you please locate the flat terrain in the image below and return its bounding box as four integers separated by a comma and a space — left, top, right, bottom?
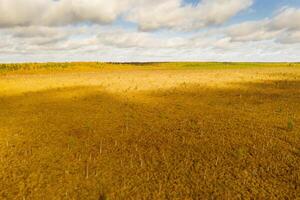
0, 63, 299, 199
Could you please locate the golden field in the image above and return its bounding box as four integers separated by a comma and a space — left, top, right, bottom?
0, 62, 299, 199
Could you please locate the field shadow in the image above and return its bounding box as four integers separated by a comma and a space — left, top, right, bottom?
0, 79, 299, 199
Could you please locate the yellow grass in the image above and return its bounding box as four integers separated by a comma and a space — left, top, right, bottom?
0, 63, 299, 199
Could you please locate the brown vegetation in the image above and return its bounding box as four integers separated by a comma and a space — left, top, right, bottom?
0, 64, 299, 199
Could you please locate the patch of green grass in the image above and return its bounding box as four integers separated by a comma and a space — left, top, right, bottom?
234, 146, 249, 159
287, 118, 294, 131
275, 107, 283, 113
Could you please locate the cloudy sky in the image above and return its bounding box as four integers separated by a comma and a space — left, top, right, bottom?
0, 0, 300, 62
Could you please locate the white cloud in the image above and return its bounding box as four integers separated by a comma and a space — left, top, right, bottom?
271, 7, 300, 31
226, 20, 282, 42
0, 0, 132, 27
0, 0, 252, 31
0, 0, 46, 27
277, 31, 300, 44
0, 1, 300, 62
226, 7, 300, 43
43, 0, 132, 26
97, 29, 189, 49
126, 0, 253, 31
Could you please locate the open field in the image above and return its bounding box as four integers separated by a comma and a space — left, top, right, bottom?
0, 63, 300, 199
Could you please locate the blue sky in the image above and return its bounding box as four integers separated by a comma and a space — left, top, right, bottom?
0, 0, 300, 62
231, 0, 300, 21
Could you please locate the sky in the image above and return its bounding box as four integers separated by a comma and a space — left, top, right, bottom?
0, 0, 300, 62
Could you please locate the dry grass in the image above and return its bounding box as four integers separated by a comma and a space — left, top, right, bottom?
0, 63, 299, 199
